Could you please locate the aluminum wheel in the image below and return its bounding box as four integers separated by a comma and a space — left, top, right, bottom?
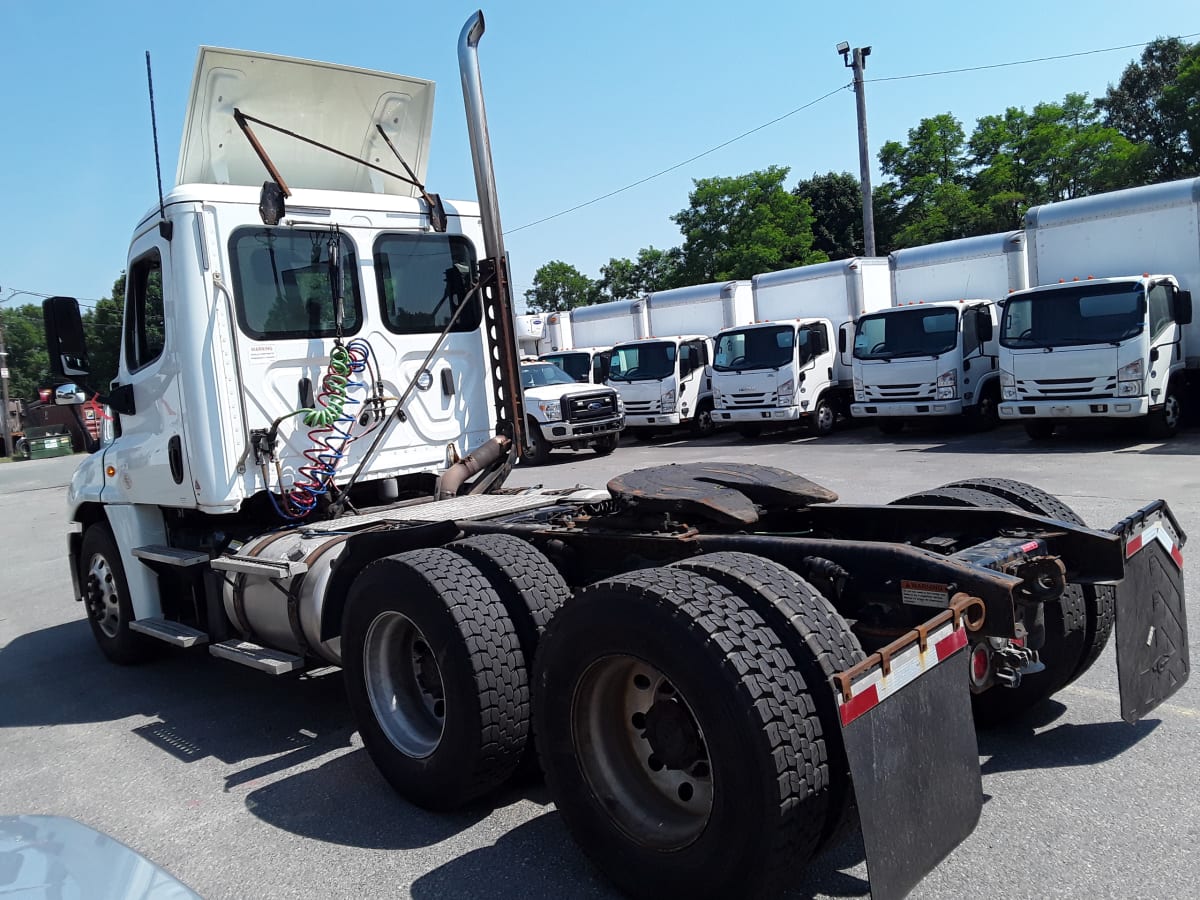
85, 553, 122, 639
363, 611, 446, 758
572, 655, 714, 849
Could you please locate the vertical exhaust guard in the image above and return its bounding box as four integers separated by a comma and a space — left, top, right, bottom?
458, 11, 526, 458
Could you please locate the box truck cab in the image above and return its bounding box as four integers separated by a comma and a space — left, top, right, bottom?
712, 318, 838, 436
715, 258, 890, 437
852, 232, 1025, 433
607, 335, 714, 436
998, 178, 1200, 439
538, 347, 610, 384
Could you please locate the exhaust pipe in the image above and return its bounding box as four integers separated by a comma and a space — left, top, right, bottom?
435, 435, 510, 500
458, 10, 526, 470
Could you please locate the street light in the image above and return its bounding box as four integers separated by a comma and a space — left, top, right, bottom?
837, 42, 876, 257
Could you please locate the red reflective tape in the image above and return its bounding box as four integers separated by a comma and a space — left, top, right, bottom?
839, 682, 879, 727
1171, 544, 1184, 569
1126, 534, 1143, 558
935, 626, 967, 661
1021, 540, 1039, 553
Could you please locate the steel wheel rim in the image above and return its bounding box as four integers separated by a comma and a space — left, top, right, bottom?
86, 553, 122, 638
817, 402, 835, 432
697, 408, 714, 432
572, 655, 714, 849
363, 611, 446, 758
1164, 392, 1180, 428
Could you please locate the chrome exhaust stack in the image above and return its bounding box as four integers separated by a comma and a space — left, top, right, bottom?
457, 10, 526, 470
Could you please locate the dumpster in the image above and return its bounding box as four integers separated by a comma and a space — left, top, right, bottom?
22, 425, 74, 460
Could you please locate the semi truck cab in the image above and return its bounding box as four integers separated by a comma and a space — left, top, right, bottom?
851, 300, 1000, 432
711, 318, 839, 436
998, 276, 1193, 438
606, 334, 714, 436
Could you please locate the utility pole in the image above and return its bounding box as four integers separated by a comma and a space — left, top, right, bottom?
0, 319, 12, 458
837, 42, 876, 257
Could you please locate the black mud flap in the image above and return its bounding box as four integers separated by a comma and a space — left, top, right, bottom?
1110, 501, 1189, 724
834, 604, 983, 900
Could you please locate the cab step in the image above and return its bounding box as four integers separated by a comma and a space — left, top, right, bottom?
129, 617, 209, 647
209, 639, 304, 675
132, 545, 210, 567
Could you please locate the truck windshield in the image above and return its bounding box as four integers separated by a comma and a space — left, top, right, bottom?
521, 363, 577, 389
854, 308, 958, 360
1001, 283, 1145, 348
541, 352, 590, 382
714, 325, 794, 371
608, 342, 676, 381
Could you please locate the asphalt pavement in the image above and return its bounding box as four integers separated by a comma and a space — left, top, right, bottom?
2, 423, 1197, 899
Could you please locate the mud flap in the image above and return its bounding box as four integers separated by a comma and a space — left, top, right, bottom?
834, 604, 983, 900
1110, 502, 1189, 724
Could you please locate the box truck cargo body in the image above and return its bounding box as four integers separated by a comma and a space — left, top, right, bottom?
998, 178, 1199, 438
852, 233, 1025, 430
713, 259, 890, 436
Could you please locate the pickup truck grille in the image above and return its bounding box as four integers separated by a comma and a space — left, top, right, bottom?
565, 392, 619, 422
1015, 376, 1116, 399
863, 382, 935, 402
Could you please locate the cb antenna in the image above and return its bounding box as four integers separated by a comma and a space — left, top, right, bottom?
145, 51, 172, 241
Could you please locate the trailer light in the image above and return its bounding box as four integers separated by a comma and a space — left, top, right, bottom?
970, 644, 990, 685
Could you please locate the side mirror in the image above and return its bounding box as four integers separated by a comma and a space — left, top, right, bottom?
837, 329, 847, 353
977, 311, 994, 342
1176, 289, 1193, 326
55, 384, 87, 405
42, 297, 91, 379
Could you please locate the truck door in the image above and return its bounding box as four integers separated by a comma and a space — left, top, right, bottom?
106, 233, 195, 507
1146, 281, 1181, 393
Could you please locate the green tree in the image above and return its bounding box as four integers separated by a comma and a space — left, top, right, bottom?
1, 305, 50, 400
1022, 93, 1140, 202
1097, 37, 1194, 182
83, 273, 129, 390
671, 166, 825, 283
631, 246, 684, 293
1161, 42, 1200, 176
524, 261, 595, 313
793, 171, 863, 259
594, 257, 640, 304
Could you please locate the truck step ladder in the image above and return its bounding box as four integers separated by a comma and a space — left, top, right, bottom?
209, 555, 308, 579
129, 618, 209, 647
132, 545, 211, 567
209, 640, 304, 675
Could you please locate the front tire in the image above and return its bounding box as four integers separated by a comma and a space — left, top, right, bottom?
522, 419, 552, 465
342, 548, 529, 810
812, 396, 836, 437
1146, 380, 1182, 439
79, 524, 153, 665
534, 567, 828, 898
691, 400, 716, 437
592, 432, 619, 456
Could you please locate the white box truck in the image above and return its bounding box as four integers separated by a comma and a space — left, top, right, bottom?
539, 299, 648, 385
35, 14, 1190, 900
998, 178, 1198, 439
851, 232, 1027, 433
714, 259, 890, 437
514, 313, 545, 357
607, 281, 751, 437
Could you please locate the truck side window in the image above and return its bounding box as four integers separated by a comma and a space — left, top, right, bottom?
374, 234, 480, 334
229, 228, 363, 340
961, 307, 979, 355
1148, 283, 1173, 338
124, 250, 166, 372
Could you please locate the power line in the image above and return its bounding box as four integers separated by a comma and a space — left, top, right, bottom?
504, 84, 852, 235
505, 30, 1198, 239
866, 32, 1200, 84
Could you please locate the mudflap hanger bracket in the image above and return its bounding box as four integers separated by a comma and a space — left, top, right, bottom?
833, 594, 987, 900
1109, 500, 1189, 724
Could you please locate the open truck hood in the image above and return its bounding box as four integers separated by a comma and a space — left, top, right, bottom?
177, 47, 435, 196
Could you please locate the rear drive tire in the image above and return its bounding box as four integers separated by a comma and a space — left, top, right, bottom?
447, 534, 571, 778
670, 551, 865, 851
534, 567, 828, 898
342, 548, 529, 810
889, 484, 1087, 725
79, 523, 154, 665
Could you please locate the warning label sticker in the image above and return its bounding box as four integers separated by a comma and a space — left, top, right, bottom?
901, 580, 951, 608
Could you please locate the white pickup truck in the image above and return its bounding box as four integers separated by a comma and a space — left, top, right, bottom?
520, 360, 624, 462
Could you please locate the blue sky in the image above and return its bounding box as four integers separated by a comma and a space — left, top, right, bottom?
2, 0, 1197, 311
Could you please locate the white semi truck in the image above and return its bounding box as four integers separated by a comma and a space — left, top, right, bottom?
713, 259, 890, 438
40, 13, 1189, 900
852, 232, 1027, 433
606, 281, 750, 438
998, 178, 1198, 439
